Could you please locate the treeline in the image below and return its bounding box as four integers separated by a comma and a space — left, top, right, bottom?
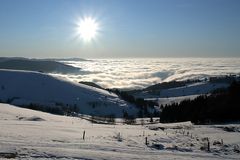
108, 89, 159, 117
209, 75, 239, 83
19, 103, 80, 116
0, 96, 80, 116
160, 81, 240, 124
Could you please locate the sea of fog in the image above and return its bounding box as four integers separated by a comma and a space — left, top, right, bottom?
55, 58, 240, 89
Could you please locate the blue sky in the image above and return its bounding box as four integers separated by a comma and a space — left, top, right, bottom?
0, 0, 239, 58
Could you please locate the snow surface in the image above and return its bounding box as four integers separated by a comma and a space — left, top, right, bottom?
136, 81, 229, 99
135, 81, 229, 106
0, 69, 137, 117
159, 82, 229, 98
0, 103, 239, 159
146, 95, 200, 106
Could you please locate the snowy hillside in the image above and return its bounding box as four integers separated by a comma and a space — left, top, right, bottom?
134, 81, 229, 99
159, 82, 229, 98
133, 81, 230, 106
146, 95, 200, 106
0, 69, 137, 117
0, 103, 239, 159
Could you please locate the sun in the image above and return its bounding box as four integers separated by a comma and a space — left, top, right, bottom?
76, 17, 99, 42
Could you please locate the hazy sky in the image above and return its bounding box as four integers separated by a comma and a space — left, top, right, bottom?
0, 0, 239, 58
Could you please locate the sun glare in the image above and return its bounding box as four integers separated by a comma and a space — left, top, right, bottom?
76, 17, 99, 42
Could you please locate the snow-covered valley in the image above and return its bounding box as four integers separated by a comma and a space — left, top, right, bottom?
0, 103, 239, 159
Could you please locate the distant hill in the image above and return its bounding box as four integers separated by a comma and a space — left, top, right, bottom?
44, 57, 90, 61
0, 57, 81, 74
0, 69, 137, 117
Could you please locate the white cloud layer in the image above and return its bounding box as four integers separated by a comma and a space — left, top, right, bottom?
55, 58, 240, 89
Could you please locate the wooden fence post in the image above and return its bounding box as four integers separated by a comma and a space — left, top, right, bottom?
83, 130, 86, 140
207, 138, 210, 151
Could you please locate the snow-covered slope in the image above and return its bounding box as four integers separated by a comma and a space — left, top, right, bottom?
0, 103, 239, 159
134, 81, 230, 106
135, 82, 229, 99
146, 95, 200, 106
159, 82, 229, 98
0, 69, 137, 117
